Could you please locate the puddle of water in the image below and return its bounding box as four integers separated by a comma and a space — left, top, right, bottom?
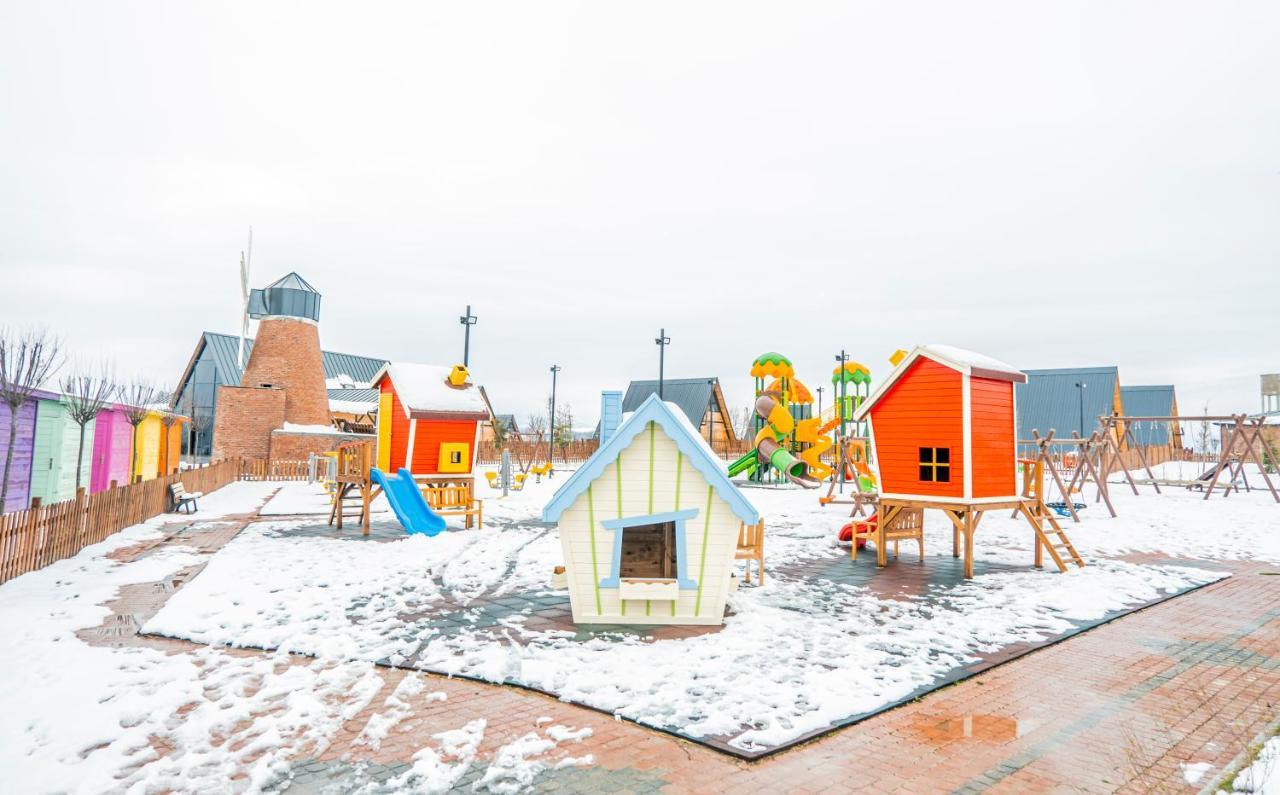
913, 714, 1020, 744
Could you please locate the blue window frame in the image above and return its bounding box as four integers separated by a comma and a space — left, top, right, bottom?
599, 508, 699, 589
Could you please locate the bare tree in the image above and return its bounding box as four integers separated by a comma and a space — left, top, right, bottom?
0, 327, 62, 509
120, 379, 158, 483
190, 406, 214, 464
60, 362, 119, 492
554, 403, 574, 451
730, 405, 755, 438
525, 411, 547, 438
1195, 403, 1213, 459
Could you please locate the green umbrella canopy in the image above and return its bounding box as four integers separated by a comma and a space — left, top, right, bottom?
751, 352, 794, 379
832, 361, 872, 385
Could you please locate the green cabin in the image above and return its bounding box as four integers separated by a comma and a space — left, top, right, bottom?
28, 395, 94, 504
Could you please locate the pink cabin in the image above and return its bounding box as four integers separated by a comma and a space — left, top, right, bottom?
90, 406, 135, 493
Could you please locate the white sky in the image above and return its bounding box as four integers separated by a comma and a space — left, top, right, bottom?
1, 2, 1277, 425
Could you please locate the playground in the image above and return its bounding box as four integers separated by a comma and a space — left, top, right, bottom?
3, 345, 1280, 793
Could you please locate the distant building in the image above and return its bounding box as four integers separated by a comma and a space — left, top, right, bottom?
174, 331, 385, 457
207, 272, 373, 462
599, 377, 736, 451
1016, 366, 1124, 443
1263, 374, 1280, 416
1119, 385, 1182, 449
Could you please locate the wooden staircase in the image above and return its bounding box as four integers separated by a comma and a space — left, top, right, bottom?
1019, 503, 1084, 572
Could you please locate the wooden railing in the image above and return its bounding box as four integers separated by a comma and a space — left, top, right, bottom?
239, 458, 310, 481
0, 458, 242, 585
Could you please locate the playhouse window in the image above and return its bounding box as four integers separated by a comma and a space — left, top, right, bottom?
919, 447, 951, 482
619, 521, 677, 580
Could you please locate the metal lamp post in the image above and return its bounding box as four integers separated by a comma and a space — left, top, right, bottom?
548, 365, 561, 474
655, 329, 670, 398
1075, 382, 1088, 436
834, 351, 851, 492
459, 305, 478, 367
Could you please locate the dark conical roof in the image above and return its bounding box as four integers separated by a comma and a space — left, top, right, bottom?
266, 272, 319, 293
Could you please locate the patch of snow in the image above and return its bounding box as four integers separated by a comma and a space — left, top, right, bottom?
381, 362, 489, 417
473, 732, 556, 793
1181, 760, 1211, 785
278, 422, 352, 435
1229, 736, 1280, 793
379, 718, 486, 794
331, 397, 377, 414
356, 674, 437, 750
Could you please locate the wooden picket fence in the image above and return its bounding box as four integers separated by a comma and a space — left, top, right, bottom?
0, 458, 243, 585
238, 458, 310, 481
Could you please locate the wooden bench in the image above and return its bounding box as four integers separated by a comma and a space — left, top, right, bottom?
169, 482, 203, 514
850, 507, 923, 562
420, 480, 483, 529
736, 519, 765, 585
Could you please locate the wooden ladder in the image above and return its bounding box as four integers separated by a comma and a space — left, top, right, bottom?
328, 481, 368, 528
1020, 503, 1084, 572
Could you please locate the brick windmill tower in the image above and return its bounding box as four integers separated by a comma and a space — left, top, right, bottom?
213, 272, 359, 462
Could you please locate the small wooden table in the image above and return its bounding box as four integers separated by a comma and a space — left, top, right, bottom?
876, 496, 1083, 578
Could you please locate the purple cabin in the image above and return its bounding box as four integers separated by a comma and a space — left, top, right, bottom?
0, 389, 50, 514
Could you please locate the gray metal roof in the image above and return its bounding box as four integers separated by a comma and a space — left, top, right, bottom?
200, 332, 386, 386
622, 377, 719, 430
1016, 366, 1121, 440
1119, 385, 1177, 446
267, 272, 319, 292
327, 387, 379, 405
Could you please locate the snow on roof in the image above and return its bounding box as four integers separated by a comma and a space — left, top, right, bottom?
543, 394, 758, 525
855, 344, 1026, 421
372, 362, 490, 420
921, 344, 1022, 378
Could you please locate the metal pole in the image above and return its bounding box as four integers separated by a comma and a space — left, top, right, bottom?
654, 328, 670, 399
549, 365, 561, 474
1075, 382, 1087, 436
835, 351, 850, 492
459, 305, 477, 367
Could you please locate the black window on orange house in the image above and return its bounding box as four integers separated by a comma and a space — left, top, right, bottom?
919, 447, 950, 482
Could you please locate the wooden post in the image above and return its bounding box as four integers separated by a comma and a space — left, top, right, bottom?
962, 508, 975, 579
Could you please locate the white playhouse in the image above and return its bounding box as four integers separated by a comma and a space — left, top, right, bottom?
542, 393, 761, 625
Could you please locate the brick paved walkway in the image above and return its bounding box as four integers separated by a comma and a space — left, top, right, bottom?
81, 507, 1280, 792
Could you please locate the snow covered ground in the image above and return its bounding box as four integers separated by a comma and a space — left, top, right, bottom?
140, 471, 1259, 753
1229, 734, 1280, 793
0, 477, 592, 793
2, 464, 1276, 787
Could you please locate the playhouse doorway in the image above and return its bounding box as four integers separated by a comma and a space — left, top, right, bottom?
619, 521, 677, 580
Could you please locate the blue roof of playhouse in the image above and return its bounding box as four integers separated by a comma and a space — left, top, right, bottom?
542, 394, 759, 525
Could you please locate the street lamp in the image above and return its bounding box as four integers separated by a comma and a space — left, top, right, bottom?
459, 305, 478, 367
548, 365, 562, 473
834, 350, 851, 491
655, 329, 671, 399
1074, 382, 1088, 436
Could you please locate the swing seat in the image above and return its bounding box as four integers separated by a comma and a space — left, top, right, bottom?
1046, 501, 1086, 518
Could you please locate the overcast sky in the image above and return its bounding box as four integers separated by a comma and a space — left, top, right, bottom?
1, 2, 1277, 426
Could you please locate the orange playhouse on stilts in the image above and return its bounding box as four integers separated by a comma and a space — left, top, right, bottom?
364, 362, 492, 532
852, 345, 1084, 578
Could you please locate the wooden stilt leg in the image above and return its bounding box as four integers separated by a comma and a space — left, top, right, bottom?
963, 509, 975, 579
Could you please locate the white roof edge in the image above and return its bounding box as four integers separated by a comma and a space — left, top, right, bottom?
853, 345, 1024, 421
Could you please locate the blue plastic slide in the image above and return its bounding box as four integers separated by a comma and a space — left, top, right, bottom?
370, 467, 447, 536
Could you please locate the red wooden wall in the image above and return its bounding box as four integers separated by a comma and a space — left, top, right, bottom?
969, 376, 1017, 498
870, 358, 964, 498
